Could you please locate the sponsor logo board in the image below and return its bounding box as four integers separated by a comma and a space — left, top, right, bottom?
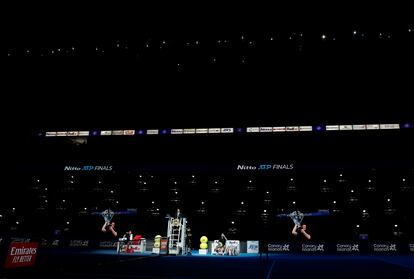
260, 127, 273, 132
267, 243, 290, 252
221, 128, 234, 133
5, 242, 39, 268
353, 125, 366, 130
366, 124, 380, 130
247, 127, 260, 133
78, 131, 90, 136
208, 128, 221, 133
380, 124, 400, 129
196, 128, 208, 134
326, 125, 339, 131
273, 127, 286, 132
286, 126, 299, 132
247, 241, 259, 253
183, 129, 196, 134
171, 129, 184, 134
339, 125, 353, 130
299, 126, 312, 131
147, 129, 159, 135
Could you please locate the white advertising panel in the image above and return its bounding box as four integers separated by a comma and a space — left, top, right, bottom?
183, 129, 196, 134
171, 129, 184, 134
112, 130, 124, 135
339, 125, 353, 130
208, 128, 221, 133
299, 126, 312, 131
380, 124, 400, 129
273, 127, 286, 132
147, 129, 159, 135
78, 131, 90, 136
196, 128, 208, 134
366, 124, 380, 130
247, 127, 260, 133
353, 125, 366, 130
326, 125, 339, 131
247, 241, 259, 253
286, 126, 299, 132
67, 131, 79, 136
260, 127, 273, 132
221, 128, 234, 133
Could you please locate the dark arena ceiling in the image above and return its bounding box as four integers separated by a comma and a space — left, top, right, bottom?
4, 2, 414, 132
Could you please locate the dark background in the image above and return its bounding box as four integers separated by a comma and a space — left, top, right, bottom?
4, 1, 414, 131
2, 1, 413, 243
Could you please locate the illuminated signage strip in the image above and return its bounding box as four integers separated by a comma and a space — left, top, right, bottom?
171, 129, 184, 134
112, 130, 124, 135
380, 124, 400, 129
260, 127, 273, 132
147, 129, 159, 135
339, 125, 353, 130
221, 128, 234, 133
67, 131, 79, 136
366, 124, 380, 130
299, 126, 312, 131
326, 125, 339, 131
79, 131, 90, 136
353, 125, 366, 130
42, 122, 409, 137
57, 131, 68, 136
247, 127, 260, 132
183, 129, 196, 134
273, 127, 286, 132
286, 126, 299, 132
208, 128, 221, 133
196, 128, 208, 134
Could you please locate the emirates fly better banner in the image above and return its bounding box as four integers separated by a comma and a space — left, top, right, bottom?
5, 242, 39, 268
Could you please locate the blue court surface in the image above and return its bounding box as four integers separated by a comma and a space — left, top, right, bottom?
2, 249, 414, 279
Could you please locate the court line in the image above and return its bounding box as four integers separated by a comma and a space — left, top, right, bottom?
266, 260, 276, 279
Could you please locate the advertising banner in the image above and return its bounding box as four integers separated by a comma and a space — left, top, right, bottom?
265, 242, 413, 254
225, 240, 240, 256
247, 241, 259, 253
5, 242, 39, 268
160, 237, 168, 254
371, 243, 398, 253
301, 243, 326, 252
99, 241, 118, 248
119, 239, 146, 253
208, 128, 221, 133
273, 127, 286, 132
69, 240, 89, 248
211, 240, 225, 255
335, 243, 360, 252
171, 129, 184, 135
267, 243, 291, 253
326, 125, 339, 131
380, 124, 400, 129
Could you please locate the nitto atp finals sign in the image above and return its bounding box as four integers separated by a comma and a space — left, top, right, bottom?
64, 165, 113, 171
237, 163, 294, 171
